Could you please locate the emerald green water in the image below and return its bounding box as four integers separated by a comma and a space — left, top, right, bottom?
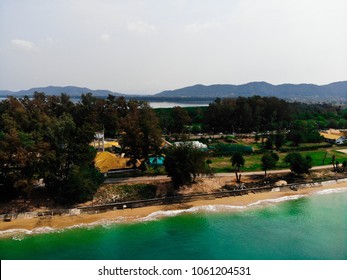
1, 189, 346, 260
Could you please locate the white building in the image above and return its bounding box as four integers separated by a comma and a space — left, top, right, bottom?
174, 141, 208, 149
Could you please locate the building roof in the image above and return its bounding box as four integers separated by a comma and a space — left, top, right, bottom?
94, 151, 139, 173
320, 132, 345, 141
148, 155, 165, 166
174, 141, 208, 149
90, 140, 121, 149
324, 129, 344, 136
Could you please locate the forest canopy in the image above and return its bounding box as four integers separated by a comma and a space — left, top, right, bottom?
0, 93, 162, 203
1, 93, 346, 204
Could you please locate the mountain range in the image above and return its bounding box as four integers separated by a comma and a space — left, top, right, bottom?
1, 81, 346, 102
155, 81, 347, 101
0, 86, 122, 97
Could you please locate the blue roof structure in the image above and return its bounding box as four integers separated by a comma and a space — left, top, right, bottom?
148, 156, 165, 166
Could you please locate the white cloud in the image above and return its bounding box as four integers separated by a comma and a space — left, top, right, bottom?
1, 0, 346, 91
127, 20, 156, 34
11, 39, 35, 51
100, 33, 111, 42
185, 21, 222, 33
45, 37, 54, 44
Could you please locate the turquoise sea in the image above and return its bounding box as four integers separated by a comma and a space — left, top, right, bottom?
0, 188, 346, 260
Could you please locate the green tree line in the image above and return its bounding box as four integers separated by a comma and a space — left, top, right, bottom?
155, 96, 347, 134
1, 93, 346, 203
0, 93, 162, 203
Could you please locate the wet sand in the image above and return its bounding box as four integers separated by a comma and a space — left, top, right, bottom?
1, 182, 346, 236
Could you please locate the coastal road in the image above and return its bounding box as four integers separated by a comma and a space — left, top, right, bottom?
104, 164, 335, 184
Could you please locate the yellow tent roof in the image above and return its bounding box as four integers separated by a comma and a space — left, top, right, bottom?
320, 132, 343, 140
325, 129, 344, 136
104, 141, 121, 148
94, 151, 140, 173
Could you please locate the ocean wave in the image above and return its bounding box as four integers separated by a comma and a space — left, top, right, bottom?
66, 216, 138, 230
139, 194, 308, 222
0, 226, 59, 240
0, 216, 139, 240
0, 228, 31, 239
248, 195, 307, 207
314, 187, 347, 195
138, 205, 247, 222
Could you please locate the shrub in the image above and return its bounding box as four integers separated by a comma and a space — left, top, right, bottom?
279, 143, 332, 153
210, 143, 253, 156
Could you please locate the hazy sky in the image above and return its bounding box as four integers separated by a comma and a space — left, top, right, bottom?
1, 0, 346, 94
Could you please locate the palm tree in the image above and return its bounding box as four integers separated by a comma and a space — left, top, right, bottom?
231, 152, 245, 183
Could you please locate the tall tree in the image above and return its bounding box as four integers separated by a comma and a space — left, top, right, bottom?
284, 152, 312, 176
121, 101, 162, 169
274, 131, 286, 150
0, 94, 103, 203
287, 120, 322, 145
121, 101, 144, 169
170, 106, 192, 133
261, 152, 279, 177
265, 137, 273, 150
231, 152, 245, 183
164, 143, 210, 188
139, 103, 162, 158
101, 94, 120, 137
0, 97, 38, 199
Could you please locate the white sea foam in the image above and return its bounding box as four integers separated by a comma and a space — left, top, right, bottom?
0, 226, 59, 240
0, 217, 133, 239
0, 228, 31, 239
31, 226, 57, 234
139, 194, 309, 222
248, 194, 307, 207
63, 216, 136, 230
138, 205, 247, 222
314, 187, 347, 195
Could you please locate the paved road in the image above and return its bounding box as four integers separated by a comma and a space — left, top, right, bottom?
104, 164, 335, 184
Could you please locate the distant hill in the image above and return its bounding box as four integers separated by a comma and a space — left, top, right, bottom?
0, 86, 123, 97
155, 81, 347, 101
1, 82, 346, 102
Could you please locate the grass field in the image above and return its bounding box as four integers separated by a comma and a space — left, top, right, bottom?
106, 144, 347, 177
209, 146, 347, 173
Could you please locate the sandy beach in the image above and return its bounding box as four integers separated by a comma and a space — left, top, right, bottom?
1, 182, 346, 237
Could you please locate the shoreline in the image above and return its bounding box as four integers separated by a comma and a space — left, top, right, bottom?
1, 182, 347, 238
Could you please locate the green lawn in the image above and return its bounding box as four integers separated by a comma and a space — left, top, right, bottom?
209, 147, 347, 173
106, 146, 347, 176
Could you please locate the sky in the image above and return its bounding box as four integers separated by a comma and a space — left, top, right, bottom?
0, 0, 346, 94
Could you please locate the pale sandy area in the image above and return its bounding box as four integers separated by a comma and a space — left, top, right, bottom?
0, 182, 346, 237
337, 149, 347, 154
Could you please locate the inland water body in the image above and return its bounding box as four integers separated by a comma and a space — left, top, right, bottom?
0, 188, 346, 260
0, 98, 210, 108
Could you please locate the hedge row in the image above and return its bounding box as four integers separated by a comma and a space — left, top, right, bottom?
210, 143, 253, 156
279, 143, 332, 153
